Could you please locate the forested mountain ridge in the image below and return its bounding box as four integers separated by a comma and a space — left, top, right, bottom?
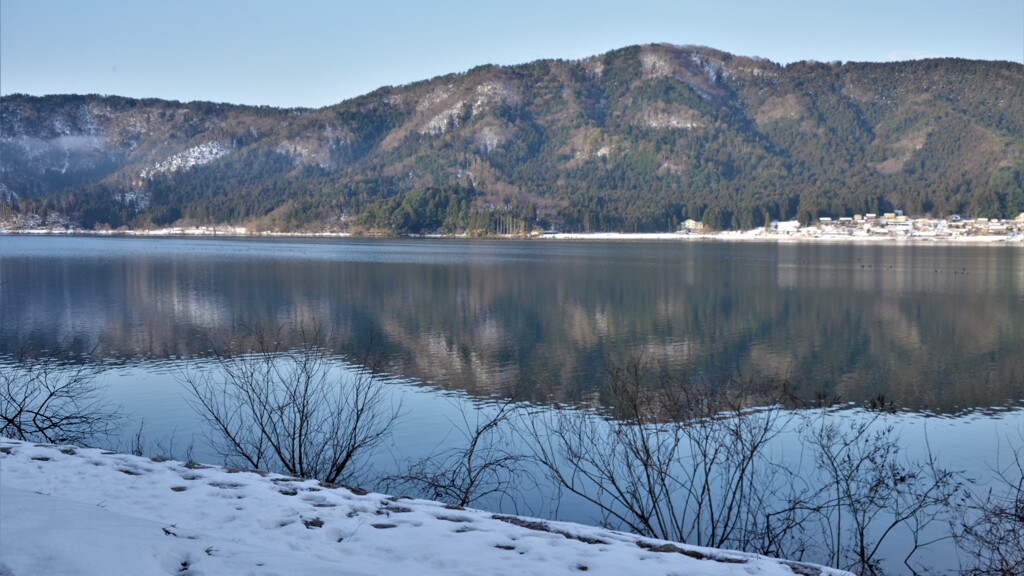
2, 44, 1022, 233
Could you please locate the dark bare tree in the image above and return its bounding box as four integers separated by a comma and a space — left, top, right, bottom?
0, 344, 117, 445
955, 432, 1024, 576
384, 397, 532, 510
521, 353, 797, 552
180, 323, 400, 484
793, 406, 963, 576
521, 353, 967, 575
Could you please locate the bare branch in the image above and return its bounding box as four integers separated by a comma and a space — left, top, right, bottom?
384, 397, 532, 510
520, 353, 799, 552
0, 343, 118, 445
179, 322, 400, 484
955, 430, 1024, 576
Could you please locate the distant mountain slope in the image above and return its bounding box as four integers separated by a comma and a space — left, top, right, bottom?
2, 44, 1022, 233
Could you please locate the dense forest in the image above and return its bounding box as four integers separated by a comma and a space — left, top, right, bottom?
2, 44, 1022, 233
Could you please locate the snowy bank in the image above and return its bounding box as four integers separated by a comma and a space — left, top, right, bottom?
0, 439, 850, 576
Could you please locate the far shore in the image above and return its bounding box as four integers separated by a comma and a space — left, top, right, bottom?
6, 210, 1024, 245
537, 230, 1024, 245
3, 226, 1023, 245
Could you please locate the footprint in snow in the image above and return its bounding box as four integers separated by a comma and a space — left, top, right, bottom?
302, 494, 336, 508
435, 514, 473, 523
156, 550, 201, 576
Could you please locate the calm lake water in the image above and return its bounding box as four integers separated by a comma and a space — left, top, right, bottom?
3, 235, 1022, 411
2, 235, 1022, 573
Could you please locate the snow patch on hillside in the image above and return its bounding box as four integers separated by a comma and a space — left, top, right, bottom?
417, 80, 520, 136
691, 52, 728, 82
474, 123, 512, 153
2, 134, 106, 164
420, 100, 467, 135
582, 56, 604, 78
113, 190, 151, 211
472, 81, 520, 115
140, 141, 229, 179
640, 108, 702, 130
640, 51, 675, 79
417, 86, 454, 112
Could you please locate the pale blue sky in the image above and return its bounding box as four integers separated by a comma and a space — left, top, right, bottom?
2, 0, 1022, 108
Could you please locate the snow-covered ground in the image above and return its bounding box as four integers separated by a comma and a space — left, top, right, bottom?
0, 439, 850, 576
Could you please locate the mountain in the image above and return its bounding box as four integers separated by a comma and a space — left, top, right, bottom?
2, 44, 1022, 233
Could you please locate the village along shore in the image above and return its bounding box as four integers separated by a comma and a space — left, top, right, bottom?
3, 212, 1023, 244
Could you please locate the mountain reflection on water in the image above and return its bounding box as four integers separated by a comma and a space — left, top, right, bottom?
2, 236, 1022, 413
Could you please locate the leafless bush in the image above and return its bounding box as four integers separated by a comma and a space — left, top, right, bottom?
126, 421, 196, 463
0, 344, 117, 445
179, 323, 400, 484
795, 408, 963, 576
384, 398, 532, 510
521, 353, 967, 575
521, 353, 797, 552
955, 433, 1024, 576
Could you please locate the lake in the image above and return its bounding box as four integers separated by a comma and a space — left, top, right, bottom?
2, 235, 1022, 573
3, 236, 1022, 410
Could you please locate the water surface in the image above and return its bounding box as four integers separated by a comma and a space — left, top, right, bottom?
3, 236, 1022, 412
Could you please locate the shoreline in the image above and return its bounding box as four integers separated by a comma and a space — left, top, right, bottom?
537, 230, 1024, 245
3, 227, 1022, 245
0, 438, 851, 576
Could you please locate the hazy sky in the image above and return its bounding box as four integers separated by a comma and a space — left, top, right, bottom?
2, 0, 1022, 108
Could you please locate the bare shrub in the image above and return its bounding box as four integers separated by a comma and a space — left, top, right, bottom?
797, 407, 963, 576
0, 344, 117, 445
385, 398, 532, 510
955, 433, 1024, 576
180, 323, 400, 484
521, 353, 796, 552
521, 353, 966, 575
